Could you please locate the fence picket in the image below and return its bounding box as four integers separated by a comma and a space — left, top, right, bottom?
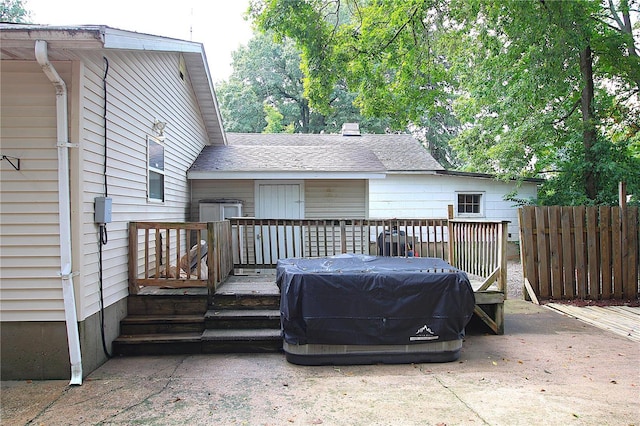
612, 207, 623, 298
574, 207, 587, 298
625, 207, 639, 299
535, 207, 551, 298
600, 207, 612, 299
561, 207, 575, 298
519, 207, 539, 295
586, 207, 600, 299
548, 206, 563, 298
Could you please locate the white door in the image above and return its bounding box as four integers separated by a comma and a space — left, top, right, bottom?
255, 183, 303, 264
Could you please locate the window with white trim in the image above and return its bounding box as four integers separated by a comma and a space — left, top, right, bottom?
147, 136, 165, 202
456, 193, 484, 216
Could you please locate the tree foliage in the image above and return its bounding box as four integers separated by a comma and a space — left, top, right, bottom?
250, 0, 640, 205
215, 30, 391, 134
1, 0, 31, 22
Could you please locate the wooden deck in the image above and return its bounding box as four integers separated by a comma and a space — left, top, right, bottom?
546, 304, 640, 342
121, 214, 510, 356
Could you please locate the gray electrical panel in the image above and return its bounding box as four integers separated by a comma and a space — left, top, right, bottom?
95, 197, 112, 224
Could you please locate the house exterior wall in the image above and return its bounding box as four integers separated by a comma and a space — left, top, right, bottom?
76, 50, 210, 321
0, 49, 211, 379
368, 174, 538, 241
0, 60, 70, 322
305, 180, 367, 218
190, 179, 367, 220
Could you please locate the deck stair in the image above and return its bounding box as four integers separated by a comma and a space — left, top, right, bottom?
202, 273, 282, 353
112, 271, 282, 356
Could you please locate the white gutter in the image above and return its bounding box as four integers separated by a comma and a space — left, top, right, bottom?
35, 40, 83, 386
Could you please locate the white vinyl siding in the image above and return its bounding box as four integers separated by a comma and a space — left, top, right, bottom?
76, 50, 210, 319
369, 174, 538, 241
0, 61, 70, 321
190, 179, 367, 221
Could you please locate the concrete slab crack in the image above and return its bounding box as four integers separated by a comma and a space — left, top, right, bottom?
95, 355, 190, 424
434, 375, 491, 425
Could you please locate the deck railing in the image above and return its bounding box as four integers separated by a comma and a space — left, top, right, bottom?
227, 218, 449, 268
448, 219, 509, 294
127, 216, 508, 298
128, 221, 233, 295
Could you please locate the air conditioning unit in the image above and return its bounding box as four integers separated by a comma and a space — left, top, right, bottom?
199, 200, 244, 266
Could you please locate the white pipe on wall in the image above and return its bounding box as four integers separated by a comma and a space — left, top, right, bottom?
35, 40, 83, 385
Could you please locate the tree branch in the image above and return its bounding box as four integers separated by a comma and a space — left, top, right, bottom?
550, 99, 581, 125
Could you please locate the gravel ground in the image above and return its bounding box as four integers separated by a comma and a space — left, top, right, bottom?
506, 260, 525, 300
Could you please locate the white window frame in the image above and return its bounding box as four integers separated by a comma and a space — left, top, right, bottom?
147, 135, 165, 203
455, 192, 485, 217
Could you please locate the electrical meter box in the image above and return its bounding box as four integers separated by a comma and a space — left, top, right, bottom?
95, 197, 112, 224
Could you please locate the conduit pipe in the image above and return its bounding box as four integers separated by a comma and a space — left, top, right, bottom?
35, 40, 83, 385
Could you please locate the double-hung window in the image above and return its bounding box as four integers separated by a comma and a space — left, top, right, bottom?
147, 136, 165, 202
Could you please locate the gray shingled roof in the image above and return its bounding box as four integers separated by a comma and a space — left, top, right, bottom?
189, 132, 444, 174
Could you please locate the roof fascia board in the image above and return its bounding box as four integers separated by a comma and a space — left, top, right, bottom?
0, 26, 105, 48
434, 169, 544, 183
103, 27, 202, 53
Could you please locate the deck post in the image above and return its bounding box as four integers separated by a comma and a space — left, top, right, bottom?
499, 220, 509, 297
128, 222, 139, 294
207, 222, 215, 302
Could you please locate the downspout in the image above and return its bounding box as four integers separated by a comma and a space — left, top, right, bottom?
35, 40, 83, 385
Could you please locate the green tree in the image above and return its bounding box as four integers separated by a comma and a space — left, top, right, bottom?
251, 0, 639, 204
216, 30, 391, 134
1, 0, 31, 22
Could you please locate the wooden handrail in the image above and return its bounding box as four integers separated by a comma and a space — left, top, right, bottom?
128, 221, 233, 296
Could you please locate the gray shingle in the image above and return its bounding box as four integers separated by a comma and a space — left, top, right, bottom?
189, 133, 444, 173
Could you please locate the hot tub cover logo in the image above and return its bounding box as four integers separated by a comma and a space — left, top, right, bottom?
410, 325, 439, 341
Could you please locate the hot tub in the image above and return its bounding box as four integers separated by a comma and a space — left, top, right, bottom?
276, 254, 475, 365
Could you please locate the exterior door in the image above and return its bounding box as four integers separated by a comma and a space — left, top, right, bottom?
255, 183, 303, 264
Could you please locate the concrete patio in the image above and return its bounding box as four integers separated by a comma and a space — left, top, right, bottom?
2, 299, 639, 425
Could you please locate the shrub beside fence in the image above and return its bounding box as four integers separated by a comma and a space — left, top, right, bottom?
518, 206, 639, 301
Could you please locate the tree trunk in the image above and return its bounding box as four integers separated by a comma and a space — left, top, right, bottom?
579, 45, 597, 200
300, 98, 310, 133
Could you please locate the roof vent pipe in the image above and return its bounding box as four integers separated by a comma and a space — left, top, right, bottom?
341, 122, 361, 136
35, 39, 83, 386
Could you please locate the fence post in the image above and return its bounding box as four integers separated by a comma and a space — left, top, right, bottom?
340, 220, 347, 253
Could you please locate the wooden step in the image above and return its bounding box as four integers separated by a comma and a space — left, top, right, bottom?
201, 328, 283, 353
120, 315, 205, 335
112, 332, 203, 356
204, 309, 280, 329
128, 293, 208, 316
211, 293, 280, 310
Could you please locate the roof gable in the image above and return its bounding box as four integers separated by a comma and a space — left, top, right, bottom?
0, 24, 225, 145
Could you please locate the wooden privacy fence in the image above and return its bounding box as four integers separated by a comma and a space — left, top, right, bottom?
518, 206, 639, 301
128, 221, 234, 295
